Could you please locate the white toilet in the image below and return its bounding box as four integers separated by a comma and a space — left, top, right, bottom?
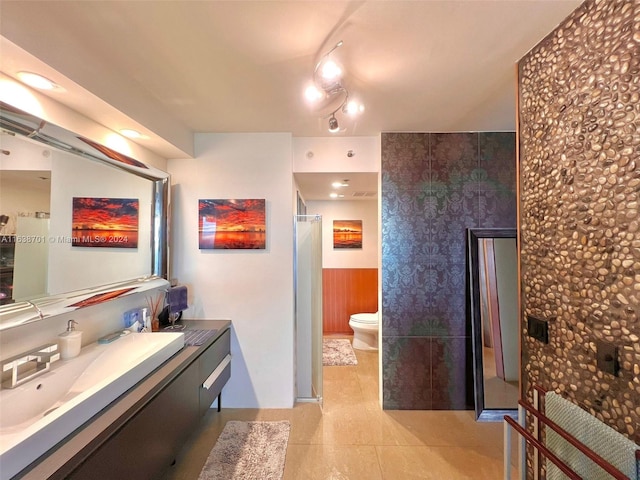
349, 312, 379, 351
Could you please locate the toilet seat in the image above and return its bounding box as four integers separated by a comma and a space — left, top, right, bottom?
350, 313, 378, 325
349, 312, 379, 351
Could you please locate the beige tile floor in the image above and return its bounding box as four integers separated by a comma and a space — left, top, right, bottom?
163, 336, 519, 479
483, 347, 519, 409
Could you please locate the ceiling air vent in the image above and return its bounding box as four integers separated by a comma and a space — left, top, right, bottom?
352, 191, 377, 198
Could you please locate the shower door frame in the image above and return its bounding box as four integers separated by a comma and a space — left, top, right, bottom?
294, 214, 323, 404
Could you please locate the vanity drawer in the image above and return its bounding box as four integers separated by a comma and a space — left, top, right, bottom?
199, 328, 230, 382
199, 361, 231, 415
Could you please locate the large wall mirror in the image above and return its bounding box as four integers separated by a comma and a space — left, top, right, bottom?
0, 102, 169, 329
467, 228, 518, 421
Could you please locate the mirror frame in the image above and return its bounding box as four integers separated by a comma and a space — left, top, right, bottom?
467, 227, 518, 422
0, 102, 170, 331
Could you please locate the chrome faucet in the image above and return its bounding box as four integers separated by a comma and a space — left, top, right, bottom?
1, 344, 60, 389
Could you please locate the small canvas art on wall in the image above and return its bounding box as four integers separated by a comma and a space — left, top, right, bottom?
72, 197, 139, 248
199, 199, 266, 249
333, 220, 362, 249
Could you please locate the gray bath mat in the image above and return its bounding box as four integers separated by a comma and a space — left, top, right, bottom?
198, 420, 290, 480
322, 338, 358, 366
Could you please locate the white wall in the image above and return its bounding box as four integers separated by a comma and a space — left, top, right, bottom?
0, 133, 51, 234
0, 182, 50, 234
293, 136, 378, 173
169, 133, 295, 408
307, 200, 378, 269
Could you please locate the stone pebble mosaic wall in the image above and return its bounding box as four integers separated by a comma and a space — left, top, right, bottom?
519, 0, 640, 445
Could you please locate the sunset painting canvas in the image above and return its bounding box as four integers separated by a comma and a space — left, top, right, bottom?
333, 220, 363, 249
199, 199, 266, 249
72, 197, 139, 248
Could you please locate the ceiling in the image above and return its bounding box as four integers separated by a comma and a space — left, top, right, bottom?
0, 0, 582, 199
294, 172, 378, 201
0, 169, 50, 194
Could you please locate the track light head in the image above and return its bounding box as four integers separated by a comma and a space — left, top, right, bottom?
328, 115, 339, 133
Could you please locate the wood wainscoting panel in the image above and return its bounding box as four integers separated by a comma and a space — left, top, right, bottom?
322, 268, 378, 334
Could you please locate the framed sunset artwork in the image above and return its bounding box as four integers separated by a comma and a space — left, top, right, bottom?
72, 197, 139, 248
199, 199, 266, 249
333, 220, 362, 249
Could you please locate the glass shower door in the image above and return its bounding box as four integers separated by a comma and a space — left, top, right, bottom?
294, 214, 323, 404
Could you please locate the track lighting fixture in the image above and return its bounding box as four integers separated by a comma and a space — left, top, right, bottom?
304, 40, 364, 133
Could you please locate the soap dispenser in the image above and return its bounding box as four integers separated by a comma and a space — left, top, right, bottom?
58, 320, 82, 359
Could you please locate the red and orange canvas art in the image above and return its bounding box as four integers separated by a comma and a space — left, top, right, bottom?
199, 199, 266, 249
72, 197, 139, 248
333, 220, 362, 249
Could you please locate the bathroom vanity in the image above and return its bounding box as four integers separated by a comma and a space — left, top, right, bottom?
15, 320, 231, 480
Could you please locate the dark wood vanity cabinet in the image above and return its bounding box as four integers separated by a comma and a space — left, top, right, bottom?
66, 326, 231, 480
199, 328, 231, 416
69, 362, 200, 479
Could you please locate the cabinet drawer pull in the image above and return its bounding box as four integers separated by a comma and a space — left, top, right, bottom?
203, 354, 231, 390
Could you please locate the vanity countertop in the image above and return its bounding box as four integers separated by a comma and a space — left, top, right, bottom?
19, 319, 231, 480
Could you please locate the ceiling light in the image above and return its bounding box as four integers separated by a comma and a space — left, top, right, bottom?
120, 129, 142, 139
344, 100, 365, 116
329, 192, 339, 198
328, 114, 339, 133
303, 40, 365, 134
320, 61, 342, 81
17, 72, 58, 90
332, 180, 349, 188
304, 84, 324, 103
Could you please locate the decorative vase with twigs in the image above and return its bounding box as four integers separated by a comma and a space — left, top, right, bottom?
146, 292, 164, 332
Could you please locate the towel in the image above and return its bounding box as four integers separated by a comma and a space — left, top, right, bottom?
168, 285, 188, 314
545, 391, 639, 480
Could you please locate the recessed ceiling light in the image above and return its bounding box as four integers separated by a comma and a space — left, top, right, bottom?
332, 181, 349, 188
17, 71, 58, 90
329, 193, 339, 198
120, 129, 143, 139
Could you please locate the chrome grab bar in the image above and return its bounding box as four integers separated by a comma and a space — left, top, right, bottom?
1, 344, 60, 388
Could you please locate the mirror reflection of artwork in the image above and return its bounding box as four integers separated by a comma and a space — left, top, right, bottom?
198, 199, 266, 250
68, 287, 136, 308
72, 197, 139, 248
333, 220, 362, 249
77, 137, 149, 169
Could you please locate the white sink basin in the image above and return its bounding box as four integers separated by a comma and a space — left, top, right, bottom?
0, 331, 184, 480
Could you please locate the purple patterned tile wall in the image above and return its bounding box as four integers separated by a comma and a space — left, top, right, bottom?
381, 132, 516, 410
